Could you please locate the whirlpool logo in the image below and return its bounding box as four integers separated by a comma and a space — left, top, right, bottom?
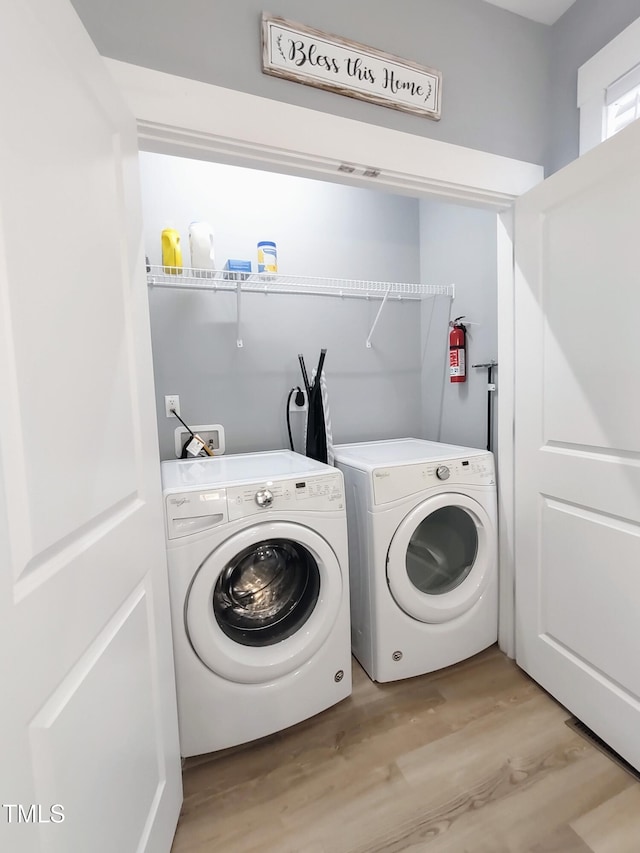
374, 471, 390, 478
169, 497, 189, 507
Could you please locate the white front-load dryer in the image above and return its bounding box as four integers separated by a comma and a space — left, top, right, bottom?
334, 438, 497, 682
161, 450, 351, 756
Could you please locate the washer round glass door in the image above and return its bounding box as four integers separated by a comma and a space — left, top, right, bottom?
386, 493, 495, 624
213, 539, 320, 646
186, 521, 343, 684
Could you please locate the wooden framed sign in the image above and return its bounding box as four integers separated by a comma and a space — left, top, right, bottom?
262, 15, 442, 121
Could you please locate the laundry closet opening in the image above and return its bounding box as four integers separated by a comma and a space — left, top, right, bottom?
139, 151, 498, 461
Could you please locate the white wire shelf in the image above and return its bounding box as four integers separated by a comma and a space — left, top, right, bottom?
146, 265, 454, 349
147, 266, 454, 300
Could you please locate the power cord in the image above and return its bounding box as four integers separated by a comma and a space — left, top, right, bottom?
286, 386, 305, 451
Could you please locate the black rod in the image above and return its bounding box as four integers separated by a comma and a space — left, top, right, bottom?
316, 348, 327, 381
298, 354, 311, 397
472, 360, 497, 453
486, 364, 493, 452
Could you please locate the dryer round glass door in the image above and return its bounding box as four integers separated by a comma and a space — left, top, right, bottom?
186, 521, 344, 684
406, 506, 477, 595
386, 493, 496, 624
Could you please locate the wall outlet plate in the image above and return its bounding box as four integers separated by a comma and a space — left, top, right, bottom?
174, 424, 225, 458
288, 389, 308, 413
165, 395, 180, 417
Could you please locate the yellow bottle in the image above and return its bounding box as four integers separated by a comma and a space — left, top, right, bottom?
162, 228, 182, 275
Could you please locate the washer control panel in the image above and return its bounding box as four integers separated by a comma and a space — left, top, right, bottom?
372, 453, 495, 505
227, 471, 344, 520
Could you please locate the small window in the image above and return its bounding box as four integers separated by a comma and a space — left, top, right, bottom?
605, 65, 640, 140
577, 16, 640, 155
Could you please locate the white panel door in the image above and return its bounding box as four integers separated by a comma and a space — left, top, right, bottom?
515, 116, 640, 770
0, 1, 182, 851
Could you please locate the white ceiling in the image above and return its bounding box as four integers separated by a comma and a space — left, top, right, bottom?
482, 0, 577, 25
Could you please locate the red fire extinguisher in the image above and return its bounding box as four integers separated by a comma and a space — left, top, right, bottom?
449, 316, 467, 383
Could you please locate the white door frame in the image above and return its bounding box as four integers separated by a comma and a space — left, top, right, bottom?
106, 59, 543, 658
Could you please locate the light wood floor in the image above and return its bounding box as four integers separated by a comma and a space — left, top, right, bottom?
171, 646, 640, 852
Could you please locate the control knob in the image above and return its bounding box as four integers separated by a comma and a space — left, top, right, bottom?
436, 465, 450, 481
255, 488, 274, 508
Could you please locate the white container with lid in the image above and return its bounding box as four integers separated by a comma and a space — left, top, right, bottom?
189, 222, 215, 272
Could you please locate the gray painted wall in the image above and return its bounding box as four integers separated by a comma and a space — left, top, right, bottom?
70, 0, 640, 176
548, 0, 640, 174
419, 199, 497, 452
70, 0, 550, 168
141, 153, 431, 459
141, 154, 496, 461
72, 0, 626, 461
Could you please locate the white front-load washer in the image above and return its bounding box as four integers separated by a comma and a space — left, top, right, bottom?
334, 438, 497, 682
161, 450, 351, 757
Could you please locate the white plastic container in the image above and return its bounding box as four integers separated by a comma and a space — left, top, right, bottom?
257, 240, 277, 274
189, 222, 215, 272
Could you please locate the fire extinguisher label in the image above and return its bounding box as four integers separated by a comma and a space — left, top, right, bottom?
450, 348, 465, 376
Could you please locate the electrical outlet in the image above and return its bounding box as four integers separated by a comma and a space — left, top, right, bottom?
165, 395, 181, 418
289, 389, 308, 413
